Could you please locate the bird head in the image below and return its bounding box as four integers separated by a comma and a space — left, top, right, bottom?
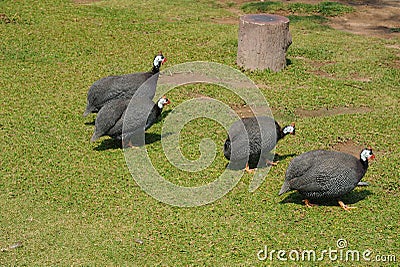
360, 147, 375, 162
283, 122, 296, 135
157, 96, 171, 109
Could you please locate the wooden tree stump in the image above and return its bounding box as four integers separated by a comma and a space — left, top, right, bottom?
237, 14, 292, 72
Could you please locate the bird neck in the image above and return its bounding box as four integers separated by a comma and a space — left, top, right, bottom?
276, 131, 283, 141
157, 101, 165, 109
278, 128, 290, 140
151, 65, 160, 74
360, 158, 369, 169
223, 139, 231, 159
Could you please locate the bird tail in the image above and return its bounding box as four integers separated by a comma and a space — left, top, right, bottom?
90, 132, 100, 142
83, 104, 95, 117
278, 181, 291, 196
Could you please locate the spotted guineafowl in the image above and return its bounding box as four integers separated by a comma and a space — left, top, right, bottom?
83, 52, 166, 117
223, 116, 295, 172
90, 96, 170, 146
279, 148, 375, 211
90, 97, 129, 142
122, 96, 170, 147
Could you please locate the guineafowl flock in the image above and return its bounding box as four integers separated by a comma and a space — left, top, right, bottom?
84, 52, 374, 211
85, 52, 170, 147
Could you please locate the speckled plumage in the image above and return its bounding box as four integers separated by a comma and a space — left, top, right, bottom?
223, 116, 295, 169
83, 53, 165, 117
90, 96, 169, 145
90, 97, 130, 142
279, 149, 373, 201
122, 96, 169, 144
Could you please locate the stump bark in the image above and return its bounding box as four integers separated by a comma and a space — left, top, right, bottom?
237, 14, 292, 72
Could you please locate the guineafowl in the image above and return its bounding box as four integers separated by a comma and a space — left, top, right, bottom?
279, 148, 375, 211
83, 52, 166, 117
122, 96, 170, 147
223, 116, 295, 172
90, 96, 170, 146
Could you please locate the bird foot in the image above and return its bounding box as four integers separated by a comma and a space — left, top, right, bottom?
123, 140, 139, 149
303, 199, 318, 208
338, 200, 357, 212
245, 164, 256, 173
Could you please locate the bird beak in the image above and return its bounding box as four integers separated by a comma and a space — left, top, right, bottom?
368, 154, 375, 160
162, 96, 171, 105
162, 57, 167, 64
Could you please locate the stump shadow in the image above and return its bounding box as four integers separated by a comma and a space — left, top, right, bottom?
286, 58, 292, 67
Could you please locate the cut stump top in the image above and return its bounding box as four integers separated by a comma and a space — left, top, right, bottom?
240, 14, 289, 25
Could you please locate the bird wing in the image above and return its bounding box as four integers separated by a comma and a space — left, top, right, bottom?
94, 98, 129, 136
288, 159, 358, 193
285, 151, 334, 190
258, 117, 278, 153
130, 72, 159, 101
123, 97, 155, 133
227, 119, 251, 162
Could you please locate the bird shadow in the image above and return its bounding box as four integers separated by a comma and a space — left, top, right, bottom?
84, 120, 95, 126
160, 109, 172, 119
274, 153, 297, 162
144, 133, 162, 145
279, 190, 373, 207
224, 153, 298, 170
93, 132, 164, 151
93, 139, 122, 151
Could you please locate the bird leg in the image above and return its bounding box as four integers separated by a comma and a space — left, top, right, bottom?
303, 199, 318, 208
266, 159, 278, 166
245, 163, 256, 173
338, 200, 357, 211
122, 139, 139, 149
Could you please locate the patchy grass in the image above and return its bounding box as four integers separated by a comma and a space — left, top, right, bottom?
1, 0, 399, 266
241, 1, 355, 17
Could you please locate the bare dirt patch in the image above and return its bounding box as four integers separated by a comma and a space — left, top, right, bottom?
74, 0, 400, 38
331, 139, 364, 157
231, 104, 254, 118
328, 0, 400, 38
216, 0, 400, 39
231, 104, 278, 118
210, 17, 239, 25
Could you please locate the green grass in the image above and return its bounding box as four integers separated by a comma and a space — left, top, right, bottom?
241, 1, 355, 17
1, 0, 399, 266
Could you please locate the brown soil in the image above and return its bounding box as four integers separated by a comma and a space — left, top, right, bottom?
74, 0, 400, 38
216, 0, 400, 39
231, 104, 275, 118
331, 139, 364, 157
